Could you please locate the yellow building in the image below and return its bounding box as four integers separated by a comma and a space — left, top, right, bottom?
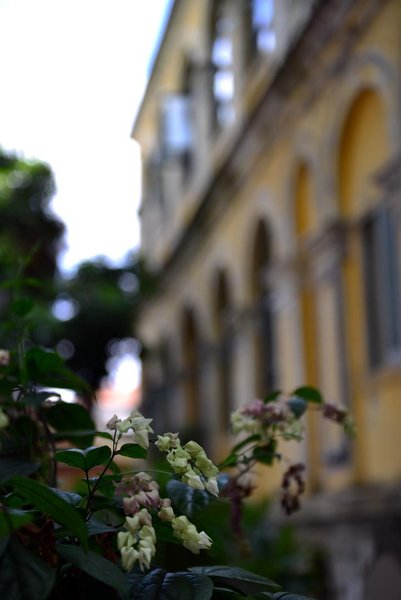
132, 1, 401, 597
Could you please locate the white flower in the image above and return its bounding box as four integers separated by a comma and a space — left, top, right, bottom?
106, 414, 120, 430
182, 469, 204, 490
172, 516, 212, 554
205, 478, 219, 496
117, 418, 131, 434
121, 546, 138, 571
166, 446, 191, 473
128, 411, 153, 449
158, 506, 174, 522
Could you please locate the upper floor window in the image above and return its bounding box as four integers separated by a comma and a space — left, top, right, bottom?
211, 2, 235, 129
145, 152, 163, 210
160, 94, 193, 161
363, 207, 401, 369
250, 0, 276, 55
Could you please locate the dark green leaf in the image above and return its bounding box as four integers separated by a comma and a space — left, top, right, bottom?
10, 298, 34, 317
264, 391, 281, 404
55, 448, 87, 470
85, 445, 112, 469
287, 397, 307, 418
25, 347, 92, 394
50, 488, 81, 506
96, 431, 114, 441
293, 386, 323, 405
20, 391, 61, 407
167, 479, 215, 518
0, 457, 39, 484
56, 445, 111, 471
46, 401, 95, 447
217, 453, 238, 469
9, 476, 88, 550
0, 537, 56, 600
127, 568, 213, 600
272, 594, 314, 600
231, 434, 261, 454
0, 508, 33, 537
87, 518, 118, 536
252, 439, 278, 465
189, 567, 280, 595
117, 443, 147, 459
213, 587, 245, 599
57, 544, 128, 594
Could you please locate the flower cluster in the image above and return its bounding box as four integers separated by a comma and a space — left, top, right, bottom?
116, 472, 161, 515
171, 515, 212, 554
231, 397, 299, 439
155, 434, 219, 496
117, 508, 156, 571
280, 463, 306, 515
106, 409, 153, 449
116, 471, 213, 570
323, 403, 356, 436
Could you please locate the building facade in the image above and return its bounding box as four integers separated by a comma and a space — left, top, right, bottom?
132, 1, 401, 598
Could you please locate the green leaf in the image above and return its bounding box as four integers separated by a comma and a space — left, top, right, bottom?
231, 434, 261, 454
287, 397, 308, 418
10, 298, 34, 317
50, 488, 82, 506
96, 431, 114, 441
57, 544, 128, 594
55, 448, 87, 470
0, 537, 56, 600
213, 588, 245, 599
0, 508, 33, 537
20, 391, 61, 407
189, 566, 280, 596
293, 386, 323, 405
272, 594, 314, 600
0, 457, 39, 484
126, 568, 213, 600
217, 453, 238, 469
87, 518, 118, 536
46, 401, 95, 448
25, 347, 92, 395
252, 439, 278, 465
167, 479, 216, 518
264, 390, 281, 403
85, 445, 112, 469
9, 476, 88, 550
117, 443, 147, 459
56, 445, 111, 471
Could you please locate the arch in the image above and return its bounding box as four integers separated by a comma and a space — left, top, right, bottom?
180, 305, 202, 425
294, 161, 316, 240
212, 268, 234, 429
323, 50, 399, 219
240, 192, 284, 294
249, 218, 276, 397
337, 87, 390, 217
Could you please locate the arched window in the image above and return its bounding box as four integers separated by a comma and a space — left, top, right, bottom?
181, 307, 202, 426
338, 88, 398, 369
249, 0, 276, 56
213, 269, 233, 431
250, 219, 276, 397
211, 1, 235, 129
159, 59, 194, 180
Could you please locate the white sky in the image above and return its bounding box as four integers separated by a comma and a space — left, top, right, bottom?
0, 0, 172, 393
0, 0, 172, 274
